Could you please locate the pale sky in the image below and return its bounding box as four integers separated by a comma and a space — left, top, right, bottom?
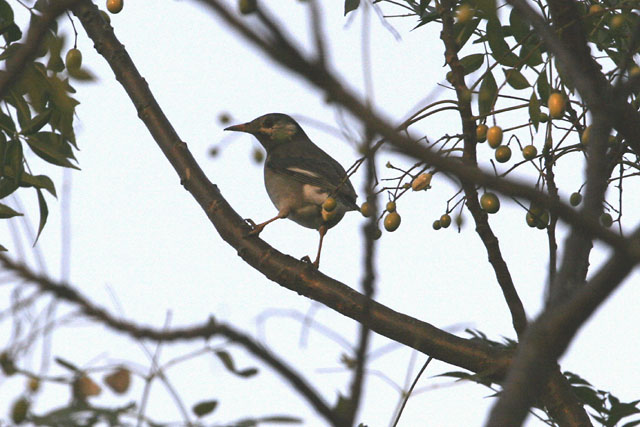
1, 1, 639, 426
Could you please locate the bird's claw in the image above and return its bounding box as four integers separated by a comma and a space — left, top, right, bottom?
244, 218, 261, 236
300, 255, 319, 269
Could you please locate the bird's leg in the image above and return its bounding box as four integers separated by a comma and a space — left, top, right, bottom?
311, 224, 328, 269
246, 208, 289, 236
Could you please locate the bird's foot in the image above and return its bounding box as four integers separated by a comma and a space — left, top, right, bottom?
300, 255, 319, 269
244, 218, 262, 236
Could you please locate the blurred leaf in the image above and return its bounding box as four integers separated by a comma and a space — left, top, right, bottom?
486, 19, 519, 66
0, 243, 6, 251
0, 202, 21, 218
344, 0, 359, 16
478, 70, 497, 116
623, 420, 640, 427
26, 131, 79, 169
20, 108, 52, 135
10, 90, 30, 128
459, 53, 484, 75
192, 400, 218, 417
55, 357, 80, 372
68, 67, 96, 81
504, 68, 529, 89
34, 188, 48, 244
536, 72, 550, 103
509, 7, 530, 43
454, 18, 480, 51
572, 385, 605, 411
0, 109, 16, 133
20, 172, 56, 197
6, 138, 23, 184
215, 350, 259, 378
519, 38, 543, 67
529, 92, 540, 131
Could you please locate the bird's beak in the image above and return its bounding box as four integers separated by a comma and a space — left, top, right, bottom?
224, 123, 248, 132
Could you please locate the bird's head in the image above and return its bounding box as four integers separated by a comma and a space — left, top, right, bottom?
224, 113, 301, 150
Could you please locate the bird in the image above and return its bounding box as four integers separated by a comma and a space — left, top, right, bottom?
224, 113, 359, 268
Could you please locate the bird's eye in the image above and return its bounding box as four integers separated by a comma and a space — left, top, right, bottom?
263, 118, 274, 128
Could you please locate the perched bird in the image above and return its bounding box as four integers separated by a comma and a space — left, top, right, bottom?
225, 113, 358, 268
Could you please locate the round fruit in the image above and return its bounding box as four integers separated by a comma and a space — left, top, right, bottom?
322, 197, 337, 212
106, 0, 123, 13
65, 48, 82, 71
239, 0, 257, 14
581, 126, 591, 145
252, 148, 264, 163
386, 201, 396, 213
372, 228, 382, 240
630, 66, 640, 78
495, 145, 512, 163
11, 397, 29, 424
440, 214, 452, 228
480, 192, 500, 214
321, 208, 337, 222
548, 93, 565, 119
28, 377, 40, 393
600, 212, 613, 227
569, 192, 582, 206
104, 368, 131, 394
522, 144, 537, 160
384, 212, 401, 232
432, 220, 441, 230
610, 14, 624, 29
525, 212, 537, 227
360, 202, 372, 217
411, 173, 432, 191
487, 126, 503, 148
456, 4, 474, 23
476, 124, 488, 142
73, 375, 101, 399
535, 210, 550, 229
588, 4, 604, 15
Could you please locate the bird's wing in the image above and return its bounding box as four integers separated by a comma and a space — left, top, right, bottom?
267, 156, 358, 209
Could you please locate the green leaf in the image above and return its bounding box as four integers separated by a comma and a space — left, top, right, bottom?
486, 19, 519, 66
0, 203, 22, 218
478, 70, 497, 116
344, 0, 359, 16
6, 139, 23, 184
0, 109, 16, 133
536, 72, 550, 103
26, 131, 79, 169
529, 91, 540, 131
10, 91, 30, 129
453, 18, 480, 51
192, 400, 218, 417
509, 8, 530, 43
214, 350, 259, 378
459, 54, 484, 75
19, 172, 56, 197
20, 108, 52, 136
34, 188, 48, 244
503, 68, 529, 89
519, 38, 543, 67
0, 178, 18, 199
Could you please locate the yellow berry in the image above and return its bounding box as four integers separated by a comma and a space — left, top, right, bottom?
548, 93, 566, 119
360, 202, 372, 217
480, 192, 500, 213
522, 145, 537, 160
588, 4, 604, 15
456, 4, 474, 23
11, 397, 29, 424
411, 173, 432, 191
322, 197, 337, 212
384, 212, 401, 232
495, 145, 512, 163
487, 126, 503, 148
610, 14, 624, 29
73, 375, 101, 399
386, 201, 396, 213
239, 0, 257, 14
321, 208, 337, 222
65, 48, 82, 71
440, 214, 452, 228
569, 192, 582, 206
476, 124, 488, 143
106, 0, 123, 14
432, 220, 441, 230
